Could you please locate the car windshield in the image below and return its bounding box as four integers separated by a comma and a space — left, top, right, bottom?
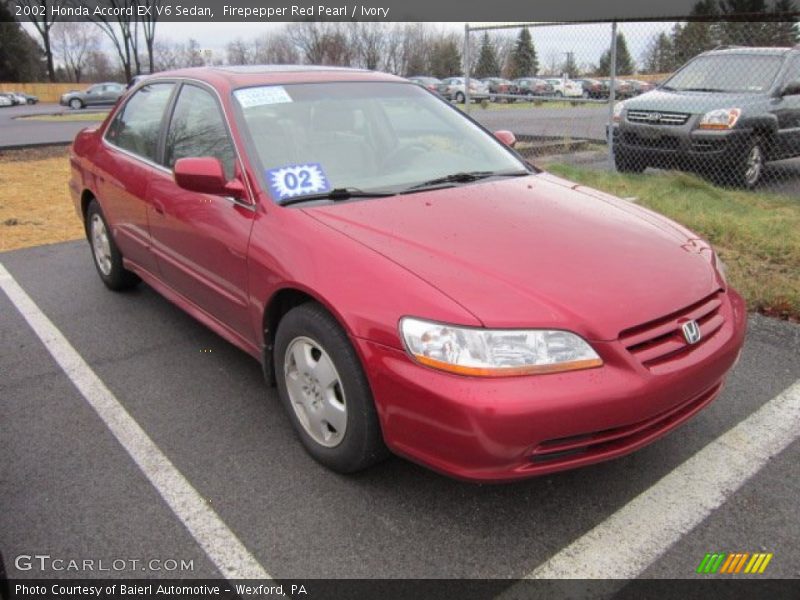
663, 53, 784, 93
234, 81, 528, 203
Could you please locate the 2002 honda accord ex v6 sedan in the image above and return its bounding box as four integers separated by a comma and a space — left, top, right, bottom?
70, 66, 746, 482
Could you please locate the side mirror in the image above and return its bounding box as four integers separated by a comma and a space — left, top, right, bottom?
781, 79, 800, 96
494, 130, 517, 148
174, 157, 244, 198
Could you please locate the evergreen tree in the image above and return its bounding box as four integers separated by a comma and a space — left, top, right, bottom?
642, 31, 676, 73
670, 0, 720, 67
0, 2, 46, 81
598, 31, 635, 76
474, 32, 500, 78
429, 37, 461, 79
769, 0, 800, 45
509, 27, 538, 78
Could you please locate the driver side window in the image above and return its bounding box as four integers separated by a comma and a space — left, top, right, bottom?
164, 84, 236, 180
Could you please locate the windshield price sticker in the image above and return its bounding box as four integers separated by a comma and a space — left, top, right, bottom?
267, 163, 330, 201
234, 86, 293, 108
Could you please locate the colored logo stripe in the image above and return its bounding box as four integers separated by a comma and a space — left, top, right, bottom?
697, 552, 773, 574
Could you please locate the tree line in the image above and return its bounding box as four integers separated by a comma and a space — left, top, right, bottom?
1, 0, 797, 85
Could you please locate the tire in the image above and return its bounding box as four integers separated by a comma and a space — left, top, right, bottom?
69, 98, 83, 110
489, 94, 497, 103
734, 136, 766, 190
555, 91, 563, 98
86, 200, 140, 291
274, 302, 388, 473
582, 90, 590, 99
455, 92, 465, 104
614, 149, 646, 174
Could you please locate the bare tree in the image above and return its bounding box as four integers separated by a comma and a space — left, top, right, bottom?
16, 0, 59, 81
287, 22, 353, 66
152, 38, 182, 71
226, 38, 254, 65
90, 0, 140, 81
84, 50, 116, 81
51, 22, 99, 82
350, 22, 387, 70
253, 32, 300, 64
138, 0, 161, 74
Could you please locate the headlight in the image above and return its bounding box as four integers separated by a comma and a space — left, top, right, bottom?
698, 108, 741, 130
399, 317, 603, 377
612, 101, 625, 123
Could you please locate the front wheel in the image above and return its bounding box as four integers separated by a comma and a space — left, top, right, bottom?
86, 200, 140, 291
274, 303, 388, 473
737, 137, 766, 189
455, 92, 465, 104
69, 98, 83, 110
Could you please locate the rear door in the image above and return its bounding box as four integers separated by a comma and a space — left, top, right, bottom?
98, 82, 176, 275
147, 82, 256, 342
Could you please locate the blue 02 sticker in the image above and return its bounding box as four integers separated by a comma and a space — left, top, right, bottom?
266, 163, 331, 201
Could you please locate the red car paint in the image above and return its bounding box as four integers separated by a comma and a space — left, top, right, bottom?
70, 67, 746, 482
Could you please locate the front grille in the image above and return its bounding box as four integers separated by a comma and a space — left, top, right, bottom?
627, 110, 690, 125
622, 132, 681, 150
619, 291, 725, 368
530, 382, 721, 464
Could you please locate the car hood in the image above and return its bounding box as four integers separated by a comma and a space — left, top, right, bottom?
625, 88, 765, 114
303, 173, 720, 341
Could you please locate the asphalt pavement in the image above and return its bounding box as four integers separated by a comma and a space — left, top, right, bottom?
1, 240, 799, 583
0, 103, 106, 149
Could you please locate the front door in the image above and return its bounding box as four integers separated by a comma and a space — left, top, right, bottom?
147, 83, 256, 343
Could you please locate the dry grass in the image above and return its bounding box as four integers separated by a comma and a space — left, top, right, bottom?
0, 147, 84, 252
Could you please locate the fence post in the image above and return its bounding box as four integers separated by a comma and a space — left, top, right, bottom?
464, 23, 471, 112
608, 21, 618, 171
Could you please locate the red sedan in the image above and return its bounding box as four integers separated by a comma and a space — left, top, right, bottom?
69, 66, 746, 482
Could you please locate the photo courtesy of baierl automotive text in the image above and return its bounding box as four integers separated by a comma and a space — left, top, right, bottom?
0, 0, 798, 597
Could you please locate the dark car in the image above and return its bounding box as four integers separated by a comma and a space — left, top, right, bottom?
407, 76, 446, 97
613, 46, 800, 188
481, 77, 515, 102
512, 78, 554, 97
60, 82, 125, 110
68, 65, 744, 482
599, 78, 633, 98
576, 78, 607, 99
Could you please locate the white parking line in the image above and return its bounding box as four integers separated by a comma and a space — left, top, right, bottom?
503, 377, 800, 588
0, 262, 271, 581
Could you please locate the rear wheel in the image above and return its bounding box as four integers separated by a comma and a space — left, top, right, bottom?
455, 92, 465, 104
274, 303, 388, 473
86, 200, 140, 291
555, 91, 563, 98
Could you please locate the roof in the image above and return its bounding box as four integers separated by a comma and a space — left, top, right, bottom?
704, 46, 794, 56
148, 64, 404, 89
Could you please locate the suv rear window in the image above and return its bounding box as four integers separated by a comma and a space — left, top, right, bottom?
663, 53, 784, 93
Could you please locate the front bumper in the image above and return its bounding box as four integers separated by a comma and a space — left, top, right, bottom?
613, 120, 752, 167
357, 288, 747, 482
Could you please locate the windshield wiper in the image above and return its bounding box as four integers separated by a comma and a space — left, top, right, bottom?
401, 169, 529, 193
279, 187, 396, 207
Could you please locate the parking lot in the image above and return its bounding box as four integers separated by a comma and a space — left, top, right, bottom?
0, 103, 106, 149
1, 240, 799, 586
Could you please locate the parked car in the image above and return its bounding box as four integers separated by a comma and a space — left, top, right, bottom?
70, 65, 746, 482
7, 91, 38, 104
613, 45, 800, 188
626, 80, 655, 96
576, 78, 607, 99
0, 94, 13, 107
407, 76, 446, 97
599, 78, 634, 98
544, 78, 584, 98
60, 82, 125, 109
439, 77, 490, 103
481, 77, 515, 102
512, 77, 554, 97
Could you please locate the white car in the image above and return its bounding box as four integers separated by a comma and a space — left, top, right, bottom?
545, 78, 584, 98
0, 94, 14, 107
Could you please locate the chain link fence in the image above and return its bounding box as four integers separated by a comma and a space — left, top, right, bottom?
462, 21, 800, 196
